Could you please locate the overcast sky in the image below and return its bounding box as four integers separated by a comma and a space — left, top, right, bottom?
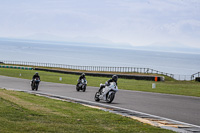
0, 0, 200, 48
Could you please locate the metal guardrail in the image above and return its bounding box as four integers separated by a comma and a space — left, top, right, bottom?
173, 74, 193, 81
0, 60, 198, 81
0, 60, 174, 76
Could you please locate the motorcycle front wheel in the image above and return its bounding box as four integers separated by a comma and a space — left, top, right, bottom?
94, 92, 100, 102
76, 84, 80, 91
31, 85, 34, 90
83, 86, 86, 92
35, 84, 39, 91
106, 91, 115, 103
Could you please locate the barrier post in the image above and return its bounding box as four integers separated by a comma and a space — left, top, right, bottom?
155, 77, 158, 82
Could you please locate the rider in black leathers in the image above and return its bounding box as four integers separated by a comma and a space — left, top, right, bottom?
77, 73, 86, 86
32, 72, 40, 84
99, 75, 118, 93
32, 72, 40, 80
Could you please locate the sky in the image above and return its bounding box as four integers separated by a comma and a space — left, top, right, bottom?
0, 0, 200, 48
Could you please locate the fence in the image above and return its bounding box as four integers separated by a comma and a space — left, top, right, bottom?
191, 72, 200, 80
0, 60, 197, 80
173, 74, 193, 81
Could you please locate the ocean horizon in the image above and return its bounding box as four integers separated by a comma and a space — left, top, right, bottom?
0, 39, 200, 80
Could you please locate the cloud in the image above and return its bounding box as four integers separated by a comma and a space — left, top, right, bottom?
0, 0, 200, 48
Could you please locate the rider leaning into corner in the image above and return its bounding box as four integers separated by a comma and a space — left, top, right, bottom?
32, 72, 40, 83
77, 73, 86, 84
99, 75, 118, 92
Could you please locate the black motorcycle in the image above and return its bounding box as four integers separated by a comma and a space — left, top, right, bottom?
31, 77, 40, 91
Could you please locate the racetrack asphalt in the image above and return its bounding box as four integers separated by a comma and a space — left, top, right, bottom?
0, 75, 200, 126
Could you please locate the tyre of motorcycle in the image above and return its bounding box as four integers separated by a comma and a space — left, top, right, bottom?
76, 84, 80, 91
94, 92, 100, 102
35, 83, 39, 91
31, 83, 34, 90
82, 85, 86, 92
106, 91, 115, 103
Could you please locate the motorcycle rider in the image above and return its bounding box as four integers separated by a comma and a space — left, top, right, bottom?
77, 73, 86, 86
99, 75, 118, 93
32, 72, 40, 84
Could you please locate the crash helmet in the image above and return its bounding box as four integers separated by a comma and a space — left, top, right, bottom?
112, 75, 118, 82
35, 72, 39, 76
81, 73, 85, 78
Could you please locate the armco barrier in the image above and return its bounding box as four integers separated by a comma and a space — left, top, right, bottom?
0, 65, 33, 70
35, 68, 164, 81
1, 60, 173, 78
1, 60, 195, 80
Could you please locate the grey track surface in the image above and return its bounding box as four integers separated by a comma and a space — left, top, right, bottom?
0, 75, 200, 126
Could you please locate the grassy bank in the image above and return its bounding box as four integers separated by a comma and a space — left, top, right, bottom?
0, 68, 200, 97
0, 89, 173, 133
0, 63, 175, 81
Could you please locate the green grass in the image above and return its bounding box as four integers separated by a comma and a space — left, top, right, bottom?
0, 68, 200, 97
0, 89, 174, 133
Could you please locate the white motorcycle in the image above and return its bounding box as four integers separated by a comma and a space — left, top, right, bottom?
94, 82, 118, 103
76, 78, 87, 92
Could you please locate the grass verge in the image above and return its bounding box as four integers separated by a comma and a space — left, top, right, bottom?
0, 68, 200, 97
0, 89, 174, 133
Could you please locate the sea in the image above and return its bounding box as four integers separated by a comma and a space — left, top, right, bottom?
0, 40, 200, 80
